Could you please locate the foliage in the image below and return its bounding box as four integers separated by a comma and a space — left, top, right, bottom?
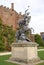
0, 18, 16, 51
0, 18, 2, 25
34, 34, 44, 47
25, 31, 29, 36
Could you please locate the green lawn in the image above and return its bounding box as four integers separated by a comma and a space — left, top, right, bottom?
0, 50, 44, 65
0, 55, 18, 65
37, 63, 44, 65
38, 51, 44, 60
36, 51, 44, 65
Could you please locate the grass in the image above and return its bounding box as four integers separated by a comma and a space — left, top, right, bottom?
37, 63, 44, 65
0, 50, 44, 65
0, 55, 18, 65
38, 51, 44, 60
36, 50, 44, 65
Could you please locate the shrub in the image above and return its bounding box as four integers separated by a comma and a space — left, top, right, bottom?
34, 34, 44, 47
0, 18, 16, 51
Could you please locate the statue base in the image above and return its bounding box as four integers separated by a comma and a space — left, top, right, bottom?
10, 42, 40, 63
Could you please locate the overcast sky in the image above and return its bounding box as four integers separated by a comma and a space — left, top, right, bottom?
0, 0, 44, 34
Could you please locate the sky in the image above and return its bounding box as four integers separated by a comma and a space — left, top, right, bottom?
0, 0, 44, 34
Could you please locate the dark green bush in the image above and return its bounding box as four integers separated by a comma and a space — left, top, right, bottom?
34, 34, 44, 47
0, 18, 16, 51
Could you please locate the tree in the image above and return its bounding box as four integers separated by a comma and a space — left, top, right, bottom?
0, 18, 2, 25
0, 18, 16, 51
34, 34, 44, 46
0, 31, 5, 51
3, 25, 16, 51
0, 19, 5, 51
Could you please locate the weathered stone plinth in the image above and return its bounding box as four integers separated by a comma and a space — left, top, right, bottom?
10, 41, 40, 63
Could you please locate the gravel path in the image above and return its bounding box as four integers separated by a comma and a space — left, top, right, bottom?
37, 49, 44, 51
0, 49, 44, 56
0, 52, 11, 56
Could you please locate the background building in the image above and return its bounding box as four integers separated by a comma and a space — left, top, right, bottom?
0, 3, 23, 30
40, 32, 44, 41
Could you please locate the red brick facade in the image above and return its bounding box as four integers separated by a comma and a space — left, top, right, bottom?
0, 3, 22, 30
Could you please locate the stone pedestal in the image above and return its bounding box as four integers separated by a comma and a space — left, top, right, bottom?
10, 42, 40, 63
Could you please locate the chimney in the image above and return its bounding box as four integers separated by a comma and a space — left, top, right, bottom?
11, 3, 14, 11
